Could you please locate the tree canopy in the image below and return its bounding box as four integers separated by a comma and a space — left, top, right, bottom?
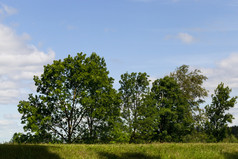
151, 76, 193, 142
18, 52, 120, 143
205, 83, 237, 142
119, 72, 150, 143
13, 53, 238, 144
170, 65, 208, 110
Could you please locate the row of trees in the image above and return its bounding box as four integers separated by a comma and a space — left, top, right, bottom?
12, 53, 237, 143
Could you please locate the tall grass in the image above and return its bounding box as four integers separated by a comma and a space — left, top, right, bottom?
1, 143, 238, 159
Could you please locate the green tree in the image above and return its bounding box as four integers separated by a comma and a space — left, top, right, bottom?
79, 53, 121, 143
230, 126, 238, 138
11, 133, 28, 144
119, 72, 150, 143
170, 65, 208, 112
136, 91, 159, 142
151, 76, 193, 142
170, 65, 208, 131
10, 132, 58, 144
18, 52, 120, 143
205, 82, 237, 142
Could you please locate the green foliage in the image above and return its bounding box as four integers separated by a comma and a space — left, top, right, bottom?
170, 65, 208, 128
181, 131, 209, 143
222, 135, 238, 143
170, 65, 208, 107
15, 54, 237, 144
151, 76, 193, 142
18, 52, 120, 143
136, 92, 159, 143
205, 83, 237, 142
10, 133, 28, 144
119, 72, 150, 143
230, 126, 238, 138
10, 132, 60, 144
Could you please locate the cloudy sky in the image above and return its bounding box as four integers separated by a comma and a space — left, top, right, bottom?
1, 0, 238, 142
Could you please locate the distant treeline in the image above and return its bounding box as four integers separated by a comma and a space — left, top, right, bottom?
11, 52, 238, 144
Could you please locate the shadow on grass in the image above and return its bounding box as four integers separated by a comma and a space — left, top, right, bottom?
223, 152, 238, 159
0, 144, 60, 159
98, 152, 161, 159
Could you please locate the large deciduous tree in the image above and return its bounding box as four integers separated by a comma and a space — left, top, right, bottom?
151, 76, 193, 142
119, 72, 150, 143
18, 52, 120, 143
170, 65, 208, 129
205, 83, 237, 142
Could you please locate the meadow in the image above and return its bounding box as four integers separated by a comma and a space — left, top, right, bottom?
1, 143, 238, 159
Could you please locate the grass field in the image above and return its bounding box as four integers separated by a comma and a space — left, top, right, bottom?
1, 143, 238, 159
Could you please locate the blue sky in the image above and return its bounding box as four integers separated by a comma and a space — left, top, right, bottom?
1, 0, 238, 142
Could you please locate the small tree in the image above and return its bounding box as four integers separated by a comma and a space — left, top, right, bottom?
205, 82, 237, 142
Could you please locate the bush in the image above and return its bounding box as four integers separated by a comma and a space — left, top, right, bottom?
222, 135, 238, 143
182, 131, 209, 143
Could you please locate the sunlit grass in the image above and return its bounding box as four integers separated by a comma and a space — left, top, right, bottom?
1, 143, 238, 159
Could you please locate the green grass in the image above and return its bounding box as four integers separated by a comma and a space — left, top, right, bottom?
1, 143, 238, 159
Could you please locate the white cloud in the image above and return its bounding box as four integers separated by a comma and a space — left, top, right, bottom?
0, 23, 55, 104
177, 33, 196, 44
4, 113, 21, 120
229, 108, 238, 126
0, 118, 22, 142
202, 53, 238, 90
0, 120, 15, 126
165, 32, 196, 44
67, 25, 77, 31
198, 53, 238, 126
0, 4, 17, 16
0, 17, 54, 142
